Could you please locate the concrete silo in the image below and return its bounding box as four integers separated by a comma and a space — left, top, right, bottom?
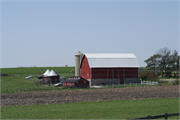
75, 51, 83, 76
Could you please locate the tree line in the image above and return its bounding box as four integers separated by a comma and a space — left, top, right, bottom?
144, 47, 179, 78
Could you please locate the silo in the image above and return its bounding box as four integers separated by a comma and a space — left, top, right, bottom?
75, 51, 83, 76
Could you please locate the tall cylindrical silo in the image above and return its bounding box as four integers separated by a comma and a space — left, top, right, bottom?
75, 51, 83, 76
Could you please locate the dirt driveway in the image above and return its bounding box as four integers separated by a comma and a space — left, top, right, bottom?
1, 85, 179, 107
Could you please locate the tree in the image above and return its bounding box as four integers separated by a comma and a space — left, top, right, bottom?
144, 54, 160, 77
156, 47, 172, 77
145, 47, 179, 78
170, 50, 179, 77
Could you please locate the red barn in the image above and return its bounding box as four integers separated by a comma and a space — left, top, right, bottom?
62, 76, 89, 88
80, 53, 140, 85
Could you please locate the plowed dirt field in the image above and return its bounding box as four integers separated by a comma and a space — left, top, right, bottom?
1, 85, 179, 107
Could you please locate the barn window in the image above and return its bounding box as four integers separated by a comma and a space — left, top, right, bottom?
84, 81, 86, 83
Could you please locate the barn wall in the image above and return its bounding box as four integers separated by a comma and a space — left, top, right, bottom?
63, 83, 74, 87
49, 76, 60, 84
74, 79, 89, 88
91, 78, 120, 85
80, 57, 91, 79
91, 68, 138, 79
90, 68, 139, 85
43, 77, 49, 84
62, 79, 89, 88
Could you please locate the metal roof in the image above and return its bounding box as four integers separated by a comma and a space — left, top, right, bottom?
48, 70, 58, 76
84, 53, 139, 68
43, 69, 50, 76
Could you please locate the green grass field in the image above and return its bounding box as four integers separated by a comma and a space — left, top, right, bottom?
1, 67, 75, 78
1, 67, 75, 93
1, 98, 179, 119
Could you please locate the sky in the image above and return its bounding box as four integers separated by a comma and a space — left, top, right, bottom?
1, 0, 179, 68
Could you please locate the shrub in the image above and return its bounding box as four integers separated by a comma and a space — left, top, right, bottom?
139, 72, 159, 81
173, 80, 179, 85
159, 81, 169, 84
139, 72, 147, 80
147, 73, 159, 81
166, 72, 172, 78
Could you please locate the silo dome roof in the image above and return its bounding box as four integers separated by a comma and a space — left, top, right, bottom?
75, 51, 83, 56
43, 69, 50, 76
48, 70, 58, 76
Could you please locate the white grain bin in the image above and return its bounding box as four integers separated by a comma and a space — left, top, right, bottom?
75, 51, 83, 76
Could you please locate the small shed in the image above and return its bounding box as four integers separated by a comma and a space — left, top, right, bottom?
43, 69, 50, 84
62, 76, 89, 88
48, 70, 60, 84
42, 69, 60, 84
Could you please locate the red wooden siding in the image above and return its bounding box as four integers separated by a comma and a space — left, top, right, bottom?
43, 77, 49, 83
63, 83, 74, 87
49, 76, 60, 84
91, 68, 107, 79
74, 79, 89, 87
91, 68, 138, 79
124, 68, 138, 78
62, 78, 89, 88
80, 57, 91, 79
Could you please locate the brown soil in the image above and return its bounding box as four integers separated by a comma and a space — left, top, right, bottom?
1, 85, 179, 107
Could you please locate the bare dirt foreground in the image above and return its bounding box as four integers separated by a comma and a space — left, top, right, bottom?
1, 85, 179, 107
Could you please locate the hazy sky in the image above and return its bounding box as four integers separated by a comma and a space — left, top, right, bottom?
1, 0, 179, 68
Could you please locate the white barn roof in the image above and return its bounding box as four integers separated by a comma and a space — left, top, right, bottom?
48, 70, 58, 76
84, 53, 139, 68
43, 69, 50, 76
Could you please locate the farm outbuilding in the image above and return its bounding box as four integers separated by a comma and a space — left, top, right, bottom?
42, 69, 60, 84
62, 76, 89, 88
78, 53, 140, 85
43, 69, 50, 84
48, 70, 60, 84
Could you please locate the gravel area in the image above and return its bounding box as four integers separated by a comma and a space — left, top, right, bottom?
1, 85, 179, 107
